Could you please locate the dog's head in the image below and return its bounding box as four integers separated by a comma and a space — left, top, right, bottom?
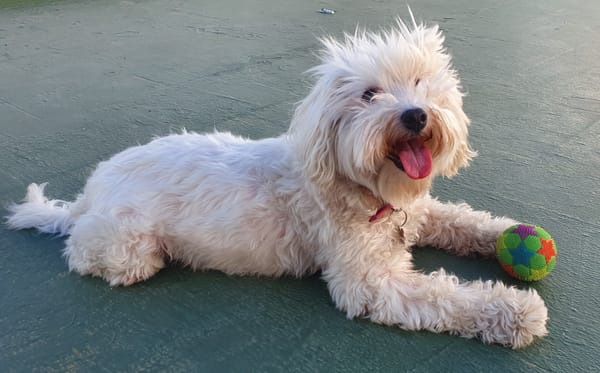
289, 18, 475, 208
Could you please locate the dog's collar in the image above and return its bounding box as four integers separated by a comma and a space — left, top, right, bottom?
369, 203, 407, 225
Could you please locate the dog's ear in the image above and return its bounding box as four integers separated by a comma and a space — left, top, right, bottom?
431, 101, 477, 178
289, 85, 340, 187
445, 135, 477, 177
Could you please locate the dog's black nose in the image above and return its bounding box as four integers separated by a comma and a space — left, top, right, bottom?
400, 108, 428, 133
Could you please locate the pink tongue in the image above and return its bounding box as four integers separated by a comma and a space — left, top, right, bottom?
397, 139, 432, 179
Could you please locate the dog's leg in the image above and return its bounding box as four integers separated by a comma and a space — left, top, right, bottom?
415, 198, 517, 256
65, 214, 165, 286
324, 248, 547, 348
370, 270, 548, 348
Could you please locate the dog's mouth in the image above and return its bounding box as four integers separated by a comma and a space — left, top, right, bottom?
387, 138, 432, 180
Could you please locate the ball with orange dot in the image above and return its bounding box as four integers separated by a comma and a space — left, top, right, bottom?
496, 224, 557, 281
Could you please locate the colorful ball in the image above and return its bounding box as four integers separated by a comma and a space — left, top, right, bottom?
496, 224, 557, 281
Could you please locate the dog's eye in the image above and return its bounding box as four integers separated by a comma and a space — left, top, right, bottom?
362, 88, 382, 102
415, 78, 421, 86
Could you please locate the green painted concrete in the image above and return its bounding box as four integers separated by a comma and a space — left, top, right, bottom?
1, 0, 598, 371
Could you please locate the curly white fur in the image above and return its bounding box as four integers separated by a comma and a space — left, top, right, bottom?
6, 18, 547, 348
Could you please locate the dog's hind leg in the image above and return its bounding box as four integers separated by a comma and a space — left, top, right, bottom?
415, 197, 517, 256
64, 213, 165, 286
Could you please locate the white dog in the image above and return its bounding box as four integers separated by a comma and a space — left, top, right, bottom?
6, 18, 547, 348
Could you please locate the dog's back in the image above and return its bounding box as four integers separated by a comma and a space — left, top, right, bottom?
6, 131, 316, 285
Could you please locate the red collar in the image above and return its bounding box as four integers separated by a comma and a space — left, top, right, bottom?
369, 203, 407, 225
369, 203, 394, 223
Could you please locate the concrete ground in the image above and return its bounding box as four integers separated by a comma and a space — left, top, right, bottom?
1, 0, 598, 371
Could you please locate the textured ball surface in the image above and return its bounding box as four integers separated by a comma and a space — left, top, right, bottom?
496, 224, 557, 281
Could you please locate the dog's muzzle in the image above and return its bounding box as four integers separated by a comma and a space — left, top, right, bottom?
386, 107, 432, 180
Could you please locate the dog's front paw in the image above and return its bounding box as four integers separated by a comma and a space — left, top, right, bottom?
478, 285, 548, 348
470, 216, 519, 257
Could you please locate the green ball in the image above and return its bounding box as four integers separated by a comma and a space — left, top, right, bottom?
496, 224, 557, 281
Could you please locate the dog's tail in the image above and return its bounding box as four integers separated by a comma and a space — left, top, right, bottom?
6, 183, 75, 236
